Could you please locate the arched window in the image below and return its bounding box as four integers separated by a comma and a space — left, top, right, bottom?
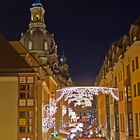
36, 15, 39, 21
44, 42, 48, 50
29, 41, 32, 50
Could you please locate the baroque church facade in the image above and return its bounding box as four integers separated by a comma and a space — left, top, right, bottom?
20, 0, 71, 83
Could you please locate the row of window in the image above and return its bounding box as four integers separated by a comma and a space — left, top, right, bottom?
19, 77, 34, 99
19, 111, 34, 134
112, 112, 140, 137
113, 56, 139, 87
18, 76, 35, 139
19, 99, 34, 107
128, 113, 133, 136
114, 71, 123, 87
19, 126, 34, 133
20, 84, 34, 99
19, 111, 34, 118
118, 82, 140, 101
28, 41, 48, 51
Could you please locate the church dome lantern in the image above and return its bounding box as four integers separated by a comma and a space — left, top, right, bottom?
29, 0, 46, 29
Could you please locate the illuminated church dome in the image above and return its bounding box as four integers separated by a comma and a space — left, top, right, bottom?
20, 0, 58, 67
20, 0, 72, 84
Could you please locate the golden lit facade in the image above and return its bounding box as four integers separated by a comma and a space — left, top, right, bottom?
95, 18, 140, 140
0, 1, 72, 140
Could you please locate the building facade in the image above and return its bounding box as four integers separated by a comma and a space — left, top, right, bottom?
0, 0, 72, 140
95, 18, 140, 140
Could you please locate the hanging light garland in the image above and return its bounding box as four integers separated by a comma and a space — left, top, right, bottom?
56, 86, 119, 103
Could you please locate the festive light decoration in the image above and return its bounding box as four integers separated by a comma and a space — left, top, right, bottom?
68, 107, 79, 123
56, 86, 119, 103
42, 99, 57, 133
74, 98, 92, 107
51, 131, 59, 137
62, 105, 67, 116
42, 87, 118, 132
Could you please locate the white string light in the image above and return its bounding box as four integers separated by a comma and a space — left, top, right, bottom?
56, 86, 119, 103
62, 105, 67, 116
42, 99, 57, 133
42, 87, 118, 132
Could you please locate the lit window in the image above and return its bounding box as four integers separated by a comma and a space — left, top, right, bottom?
29, 41, 32, 50
27, 119, 33, 125
128, 113, 133, 136
27, 126, 33, 133
20, 77, 26, 83
19, 138, 26, 140
27, 84, 33, 91
27, 111, 34, 118
44, 42, 48, 50
27, 77, 34, 83
27, 92, 33, 99
31, 14, 33, 21
19, 100, 26, 106
36, 15, 39, 20
127, 86, 132, 102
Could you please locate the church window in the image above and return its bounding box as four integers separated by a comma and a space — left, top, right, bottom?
44, 42, 48, 50
29, 41, 32, 50
36, 15, 39, 21
31, 15, 33, 21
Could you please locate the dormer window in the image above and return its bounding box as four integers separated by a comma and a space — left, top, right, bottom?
29, 41, 32, 50
44, 42, 48, 50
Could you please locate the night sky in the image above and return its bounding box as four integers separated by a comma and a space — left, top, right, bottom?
0, 0, 140, 85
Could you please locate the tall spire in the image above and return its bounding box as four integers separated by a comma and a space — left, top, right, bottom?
60, 51, 67, 65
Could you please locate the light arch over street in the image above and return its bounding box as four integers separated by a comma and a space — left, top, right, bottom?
56, 86, 119, 103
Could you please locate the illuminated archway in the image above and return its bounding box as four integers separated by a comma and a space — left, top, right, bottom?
42, 86, 118, 133
56, 86, 119, 103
